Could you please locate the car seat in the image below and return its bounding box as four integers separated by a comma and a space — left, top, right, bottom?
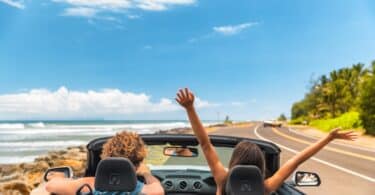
225, 165, 264, 195
77, 157, 142, 195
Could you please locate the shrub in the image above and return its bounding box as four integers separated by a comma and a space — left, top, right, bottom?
309, 112, 362, 132
289, 117, 308, 125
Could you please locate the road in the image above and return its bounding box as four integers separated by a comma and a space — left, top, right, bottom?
210, 123, 375, 195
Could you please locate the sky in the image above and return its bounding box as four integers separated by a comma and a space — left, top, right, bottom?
0, 0, 374, 121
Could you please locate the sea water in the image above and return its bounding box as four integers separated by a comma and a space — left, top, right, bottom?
0, 120, 216, 164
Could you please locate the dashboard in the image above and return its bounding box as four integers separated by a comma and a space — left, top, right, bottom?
149, 166, 217, 195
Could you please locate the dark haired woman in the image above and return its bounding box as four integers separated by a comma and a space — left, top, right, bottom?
176, 88, 357, 195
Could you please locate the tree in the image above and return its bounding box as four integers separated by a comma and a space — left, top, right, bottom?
292, 63, 370, 120
290, 61, 375, 134
360, 61, 375, 135
278, 114, 287, 121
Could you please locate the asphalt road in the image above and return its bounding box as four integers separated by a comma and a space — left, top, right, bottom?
210, 123, 375, 195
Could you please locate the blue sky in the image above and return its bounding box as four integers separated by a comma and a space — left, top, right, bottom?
0, 0, 374, 120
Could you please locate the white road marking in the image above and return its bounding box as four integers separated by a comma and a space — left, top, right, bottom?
287, 127, 375, 153
254, 125, 375, 183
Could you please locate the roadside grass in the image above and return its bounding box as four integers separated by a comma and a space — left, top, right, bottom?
309, 112, 363, 132
289, 117, 307, 125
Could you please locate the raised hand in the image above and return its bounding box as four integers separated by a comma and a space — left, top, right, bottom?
176, 88, 195, 110
328, 128, 358, 141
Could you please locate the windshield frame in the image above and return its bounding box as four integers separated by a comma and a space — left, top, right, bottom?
85, 134, 281, 177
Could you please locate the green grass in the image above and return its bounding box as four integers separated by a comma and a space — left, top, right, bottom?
309, 112, 363, 132
289, 117, 307, 125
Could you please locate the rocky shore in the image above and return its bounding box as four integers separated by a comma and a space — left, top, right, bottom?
0, 145, 87, 195
0, 124, 230, 195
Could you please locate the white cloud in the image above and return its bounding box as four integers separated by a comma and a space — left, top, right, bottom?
52, 0, 132, 10
137, 1, 167, 11
53, 0, 196, 19
0, 0, 25, 9
62, 7, 98, 17
0, 87, 214, 119
213, 22, 258, 36
188, 22, 258, 43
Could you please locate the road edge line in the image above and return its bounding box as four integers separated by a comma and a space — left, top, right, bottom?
288, 127, 375, 153
254, 125, 375, 183
273, 128, 375, 162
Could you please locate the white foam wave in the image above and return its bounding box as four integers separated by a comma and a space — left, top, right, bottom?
52, 122, 190, 130
0, 127, 114, 135
0, 140, 86, 148
0, 156, 38, 164
0, 123, 25, 129
27, 122, 45, 128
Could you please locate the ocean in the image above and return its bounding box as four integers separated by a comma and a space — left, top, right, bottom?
0, 120, 217, 164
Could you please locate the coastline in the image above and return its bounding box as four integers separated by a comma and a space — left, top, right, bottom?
0, 123, 234, 195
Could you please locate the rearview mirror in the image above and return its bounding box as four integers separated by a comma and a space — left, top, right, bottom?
43, 166, 73, 182
293, 171, 321, 186
163, 146, 198, 157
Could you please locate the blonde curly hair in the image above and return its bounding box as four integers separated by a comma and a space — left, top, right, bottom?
101, 131, 147, 167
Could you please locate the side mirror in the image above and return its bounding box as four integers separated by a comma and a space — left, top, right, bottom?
43, 166, 73, 182
292, 171, 321, 187
163, 146, 198, 157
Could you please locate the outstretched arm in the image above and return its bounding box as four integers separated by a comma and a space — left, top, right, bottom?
264, 128, 357, 193
45, 177, 94, 195
176, 88, 227, 185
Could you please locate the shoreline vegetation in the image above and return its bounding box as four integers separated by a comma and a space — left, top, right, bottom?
290, 60, 375, 135
0, 123, 234, 195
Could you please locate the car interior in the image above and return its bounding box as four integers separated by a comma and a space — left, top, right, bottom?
46, 134, 308, 195
84, 134, 304, 195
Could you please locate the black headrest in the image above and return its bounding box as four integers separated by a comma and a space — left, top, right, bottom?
95, 157, 137, 192
225, 165, 264, 195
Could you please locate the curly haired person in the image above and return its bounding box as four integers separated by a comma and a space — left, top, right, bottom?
42, 131, 164, 195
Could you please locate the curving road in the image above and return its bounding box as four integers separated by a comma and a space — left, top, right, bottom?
210, 123, 375, 195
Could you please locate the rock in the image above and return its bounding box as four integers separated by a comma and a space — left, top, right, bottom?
0, 180, 32, 195
0, 145, 87, 195
25, 172, 44, 188
0, 174, 22, 183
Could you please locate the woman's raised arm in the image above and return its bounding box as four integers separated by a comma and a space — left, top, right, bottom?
176, 88, 227, 185
264, 128, 357, 193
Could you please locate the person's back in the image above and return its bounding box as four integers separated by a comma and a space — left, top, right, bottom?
43, 131, 164, 195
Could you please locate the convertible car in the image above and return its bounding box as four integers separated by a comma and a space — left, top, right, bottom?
45, 134, 321, 195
